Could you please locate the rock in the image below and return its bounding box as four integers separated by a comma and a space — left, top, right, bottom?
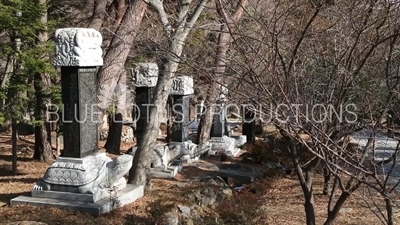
188, 176, 232, 207
100, 131, 108, 141
257, 205, 274, 213
216, 164, 262, 184
178, 205, 191, 218
262, 160, 292, 177
164, 212, 179, 225
121, 126, 134, 142
170, 182, 191, 189
339, 208, 353, 213
239, 152, 261, 164
190, 205, 201, 220
0, 201, 6, 207
7, 222, 47, 225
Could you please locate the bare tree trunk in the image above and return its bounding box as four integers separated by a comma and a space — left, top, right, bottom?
304, 170, 316, 225
56, 132, 60, 157
115, 0, 126, 25
33, 72, 53, 162
386, 198, 394, 225
33, 0, 53, 162
286, 138, 317, 225
197, 0, 247, 144
97, 0, 147, 133
324, 192, 350, 225
0, 56, 15, 132
129, 0, 210, 188
104, 113, 122, 154
12, 118, 17, 175
88, 0, 108, 30
324, 178, 360, 225
197, 93, 215, 144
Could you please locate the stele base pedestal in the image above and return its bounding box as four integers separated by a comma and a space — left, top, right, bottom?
10, 153, 144, 216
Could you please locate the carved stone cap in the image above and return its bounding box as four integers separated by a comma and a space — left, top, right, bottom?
131, 63, 159, 87
54, 28, 103, 67
219, 84, 228, 101
170, 76, 194, 96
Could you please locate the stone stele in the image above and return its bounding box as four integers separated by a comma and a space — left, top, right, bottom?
131, 63, 159, 87
170, 76, 194, 95
53, 28, 103, 67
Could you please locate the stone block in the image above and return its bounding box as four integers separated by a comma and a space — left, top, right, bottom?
131, 63, 158, 87
170, 76, 194, 95
31, 178, 127, 203
209, 136, 240, 157
233, 135, 247, 148
54, 28, 103, 67
10, 184, 144, 216
150, 165, 180, 179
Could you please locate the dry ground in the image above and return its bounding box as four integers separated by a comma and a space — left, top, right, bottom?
0, 132, 395, 225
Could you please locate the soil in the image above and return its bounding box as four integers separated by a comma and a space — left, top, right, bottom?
0, 132, 394, 225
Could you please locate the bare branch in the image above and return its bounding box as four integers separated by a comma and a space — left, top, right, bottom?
145, 0, 172, 36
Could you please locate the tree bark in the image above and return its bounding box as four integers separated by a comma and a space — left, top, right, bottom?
324, 179, 360, 225
115, 0, 126, 25
33, 73, 53, 162
104, 113, 122, 154
286, 139, 317, 225
129, 0, 210, 188
386, 198, 394, 225
197, 0, 247, 144
324, 192, 350, 225
33, 0, 53, 162
96, 0, 147, 132
12, 118, 17, 175
88, 0, 108, 30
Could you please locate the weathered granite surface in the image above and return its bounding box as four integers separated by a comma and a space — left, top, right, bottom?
54, 28, 103, 67
11, 184, 144, 215
131, 63, 159, 87
32, 153, 132, 196
170, 76, 194, 95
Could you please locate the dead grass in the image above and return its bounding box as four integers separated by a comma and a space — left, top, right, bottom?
0, 132, 392, 225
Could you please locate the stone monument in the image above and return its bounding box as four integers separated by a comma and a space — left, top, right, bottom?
170, 76, 193, 142
209, 84, 246, 156
169, 76, 211, 162
11, 28, 144, 215
131, 63, 158, 145
242, 105, 256, 144
128, 76, 212, 179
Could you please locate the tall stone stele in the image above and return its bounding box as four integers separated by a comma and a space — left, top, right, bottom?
209, 84, 247, 156
10, 28, 144, 215
131, 63, 158, 145
168, 76, 211, 160
170, 76, 194, 142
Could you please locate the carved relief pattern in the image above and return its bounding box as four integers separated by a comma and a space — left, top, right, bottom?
170, 76, 194, 95
54, 28, 103, 67
172, 78, 184, 91
131, 63, 159, 87
43, 155, 109, 186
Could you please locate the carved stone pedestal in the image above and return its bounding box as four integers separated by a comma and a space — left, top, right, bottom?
11, 185, 144, 215
11, 153, 144, 215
